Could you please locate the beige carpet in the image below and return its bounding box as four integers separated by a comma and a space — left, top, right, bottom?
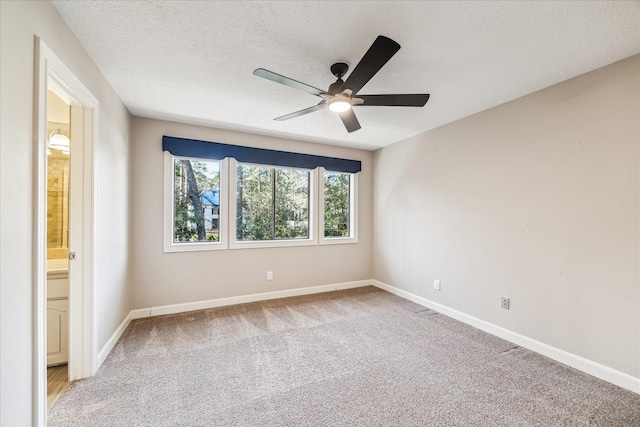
49, 287, 639, 426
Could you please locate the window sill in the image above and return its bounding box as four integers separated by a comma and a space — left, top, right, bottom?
164, 241, 227, 253
229, 238, 317, 250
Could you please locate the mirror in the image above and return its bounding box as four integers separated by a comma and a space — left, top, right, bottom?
47, 141, 69, 250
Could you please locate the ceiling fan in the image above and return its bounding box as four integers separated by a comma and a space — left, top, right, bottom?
254, 35, 430, 133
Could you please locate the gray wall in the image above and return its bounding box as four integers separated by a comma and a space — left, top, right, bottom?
130, 117, 373, 309
0, 1, 131, 424
373, 55, 639, 377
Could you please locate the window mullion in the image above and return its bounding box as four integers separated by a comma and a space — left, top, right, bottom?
271, 168, 276, 240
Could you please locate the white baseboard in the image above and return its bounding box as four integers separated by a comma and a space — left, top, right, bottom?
98, 280, 372, 366
97, 310, 133, 369
372, 280, 640, 394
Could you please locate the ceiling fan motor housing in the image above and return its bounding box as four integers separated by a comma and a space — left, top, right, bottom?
328, 79, 345, 95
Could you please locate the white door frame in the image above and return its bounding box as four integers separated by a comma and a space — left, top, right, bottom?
33, 37, 98, 425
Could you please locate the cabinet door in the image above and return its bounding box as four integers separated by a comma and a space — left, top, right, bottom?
47, 299, 69, 366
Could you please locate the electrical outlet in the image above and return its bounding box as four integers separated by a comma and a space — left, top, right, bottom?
501, 297, 510, 310
267, 271, 273, 281
434, 280, 441, 291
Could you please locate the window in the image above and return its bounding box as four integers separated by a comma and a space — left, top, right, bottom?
229, 159, 316, 248
164, 153, 228, 252
236, 163, 310, 241
319, 168, 358, 244
162, 137, 359, 252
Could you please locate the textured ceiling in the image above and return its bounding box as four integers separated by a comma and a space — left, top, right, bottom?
52, 1, 639, 150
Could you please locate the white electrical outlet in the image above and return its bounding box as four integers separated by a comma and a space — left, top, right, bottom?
501, 297, 510, 310
434, 280, 441, 291
267, 271, 273, 281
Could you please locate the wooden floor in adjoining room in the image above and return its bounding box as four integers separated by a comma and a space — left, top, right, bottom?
48, 364, 70, 410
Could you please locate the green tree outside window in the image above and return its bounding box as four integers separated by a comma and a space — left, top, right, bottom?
236, 164, 309, 241
324, 172, 350, 237
174, 159, 220, 243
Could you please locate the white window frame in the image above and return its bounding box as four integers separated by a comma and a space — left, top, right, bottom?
318, 167, 359, 245
229, 158, 318, 249
163, 152, 228, 252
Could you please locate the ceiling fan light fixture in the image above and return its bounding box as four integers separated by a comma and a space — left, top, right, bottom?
328, 98, 352, 113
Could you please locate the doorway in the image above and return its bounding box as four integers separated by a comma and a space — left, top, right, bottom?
34, 38, 98, 425
45, 89, 71, 409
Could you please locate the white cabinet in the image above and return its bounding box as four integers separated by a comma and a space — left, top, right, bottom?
47, 275, 69, 366
47, 299, 69, 365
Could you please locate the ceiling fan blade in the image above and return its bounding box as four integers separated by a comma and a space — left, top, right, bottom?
357, 94, 430, 107
341, 36, 401, 95
254, 68, 326, 97
274, 102, 326, 121
338, 109, 361, 133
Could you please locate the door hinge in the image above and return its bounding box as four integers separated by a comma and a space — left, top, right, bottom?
69, 252, 76, 260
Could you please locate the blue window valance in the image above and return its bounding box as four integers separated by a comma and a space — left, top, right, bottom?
162, 136, 361, 174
